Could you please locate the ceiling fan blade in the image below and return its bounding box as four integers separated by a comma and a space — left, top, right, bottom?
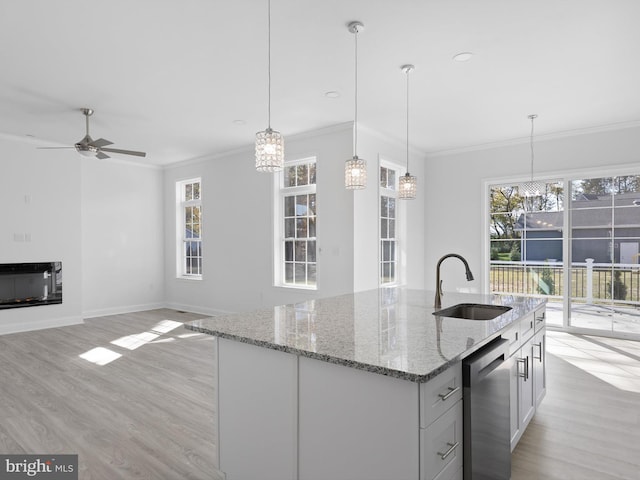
36, 146, 74, 149
100, 147, 146, 158
96, 151, 110, 160
90, 138, 113, 148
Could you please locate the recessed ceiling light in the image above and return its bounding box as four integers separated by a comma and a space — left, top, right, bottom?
453, 52, 473, 62
325, 91, 341, 98
233, 119, 246, 126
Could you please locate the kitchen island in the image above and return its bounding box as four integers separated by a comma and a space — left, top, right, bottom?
185, 288, 546, 480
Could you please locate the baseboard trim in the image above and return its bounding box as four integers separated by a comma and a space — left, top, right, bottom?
163, 302, 234, 317
82, 302, 166, 319
0, 315, 83, 335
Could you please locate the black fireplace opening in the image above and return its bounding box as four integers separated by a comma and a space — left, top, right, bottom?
0, 262, 62, 310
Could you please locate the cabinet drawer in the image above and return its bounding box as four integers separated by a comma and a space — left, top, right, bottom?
502, 320, 521, 356
420, 362, 462, 428
420, 399, 463, 480
519, 312, 535, 342
534, 307, 546, 332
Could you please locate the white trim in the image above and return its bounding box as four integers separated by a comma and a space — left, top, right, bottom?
0, 315, 83, 335
429, 120, 640, 158
164, 123, 353, 170
82, 302, 166, 319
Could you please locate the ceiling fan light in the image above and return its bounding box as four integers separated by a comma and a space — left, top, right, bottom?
255, 128, 284, 172
75, 143, 98, 157
399, 173, 417, 199
345, 156, 367, 189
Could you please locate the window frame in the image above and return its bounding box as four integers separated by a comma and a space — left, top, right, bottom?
274, 157, 318, 290
379, 162, 399, 286
176, 177, 203, 280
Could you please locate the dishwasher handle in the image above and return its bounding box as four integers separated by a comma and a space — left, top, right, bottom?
463, 337, 509, 387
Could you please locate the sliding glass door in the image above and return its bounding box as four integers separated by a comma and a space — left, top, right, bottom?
489, 174, 640, 338
569, 176, 640, 335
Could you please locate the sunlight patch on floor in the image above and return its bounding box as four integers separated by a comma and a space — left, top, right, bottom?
79, 347, 122, 366
547, 331, 640, 393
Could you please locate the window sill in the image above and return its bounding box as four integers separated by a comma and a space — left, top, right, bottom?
275, 284, 317, 291
176, 275, 203, 281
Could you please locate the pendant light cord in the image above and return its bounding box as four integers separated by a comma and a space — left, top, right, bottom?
353, 28, 358, 158
529, 114, 536, 182
406, 68, 410, 174
267, 0, 272, 129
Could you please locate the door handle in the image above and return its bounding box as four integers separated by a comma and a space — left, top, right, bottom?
517, 357, 529, 380
438, 441, 459, 460
438, 386, 460, 401
533, 342, 543, 362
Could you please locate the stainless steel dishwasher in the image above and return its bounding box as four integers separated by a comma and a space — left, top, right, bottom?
463, 337, 511, 480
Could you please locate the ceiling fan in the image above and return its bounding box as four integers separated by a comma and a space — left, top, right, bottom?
38, 108, 146, 159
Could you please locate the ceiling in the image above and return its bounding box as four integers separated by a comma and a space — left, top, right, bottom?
1, 0, 639, 166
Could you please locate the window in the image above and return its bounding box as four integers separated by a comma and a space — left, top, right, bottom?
277, 158, 317, 288
488, 173, 640, 338
177, 178, 202, 278
380, 165, 397, 284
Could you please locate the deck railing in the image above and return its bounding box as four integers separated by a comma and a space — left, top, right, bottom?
490, 260, 640, 305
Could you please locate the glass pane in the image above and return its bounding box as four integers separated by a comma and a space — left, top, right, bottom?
380, 167, 387, 188
193, 182, 201, 200
286, 166, 297, 187
185, 206, 192, 224
296, 195, 308, 216
382, 263, 391, 283
387, 169, 396, 190
388, 197, 396, 218
308, 241, 316, 262
390, 241, 395, 262
389, 263, 395, 282
309, 217, 316, 237
297, 164, 308, 186
295, 241, 307, 262
285, 241, 293, 261
297, 218, 308, 238
308, 194, 316, 216
185, 183, 193, 201
383, 240, 390, 261
285, 263, 294, 283
309, 163, 317, 185
381, 219, 388, 239
389, 219, 395, 238
285, 196, 295, 217
571, 178, 612, 208
295, 263, 306, 284
381, 196, 388, 217
285, 218, 295, 238
308, 264, 317, 284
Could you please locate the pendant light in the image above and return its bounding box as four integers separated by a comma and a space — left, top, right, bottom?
345, 21, 366, 189
519, 114, 542, 198
399, 64, 417, 200
255, 0, 284, 172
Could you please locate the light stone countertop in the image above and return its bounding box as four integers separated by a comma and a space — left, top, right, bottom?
184, 288, 546, 383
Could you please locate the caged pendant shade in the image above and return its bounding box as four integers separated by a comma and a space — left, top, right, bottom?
519, 114, 544, 198
399, 64, 417, 200
255, 0, 284, 172
345, 21, 367, 189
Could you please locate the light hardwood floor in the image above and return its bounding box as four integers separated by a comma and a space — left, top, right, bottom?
1, 311, 639, 479
0, 309, 223, 480
512, 331, 640, 480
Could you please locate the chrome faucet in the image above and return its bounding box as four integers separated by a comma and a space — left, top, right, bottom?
434, 253, 474, 309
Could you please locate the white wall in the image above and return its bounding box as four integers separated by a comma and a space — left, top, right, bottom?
354, 127, 426, 291
81, 158, 165, 317
424, 125, 640, 295
163, 124, 356, 314
0, 137, 83, 333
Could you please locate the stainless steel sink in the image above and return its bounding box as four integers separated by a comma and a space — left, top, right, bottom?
432, 303, 512, 320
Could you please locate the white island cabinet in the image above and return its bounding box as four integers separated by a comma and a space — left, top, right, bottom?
185, 288, 546, 480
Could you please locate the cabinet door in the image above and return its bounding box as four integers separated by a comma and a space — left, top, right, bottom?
518, 341, 535, 432
420, 400, 463, 480
508, 355, 519, 451
532, 329, 546, 408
